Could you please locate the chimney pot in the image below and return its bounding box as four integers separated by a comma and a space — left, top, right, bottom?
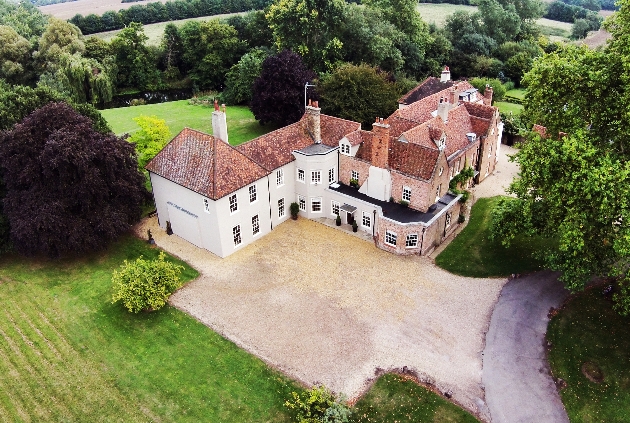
308, 99, 312, 106
313, 100, 318, 108
214, 99, 219, 111
222, 104, 226, 113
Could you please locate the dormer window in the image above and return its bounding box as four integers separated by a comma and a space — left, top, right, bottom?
340, 144, 351, 155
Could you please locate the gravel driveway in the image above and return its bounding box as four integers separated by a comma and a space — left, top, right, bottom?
137, 145, 520, 421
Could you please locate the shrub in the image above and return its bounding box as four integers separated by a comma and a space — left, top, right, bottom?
290, 202, 300, 219
349, 178, 359, 188
285, 385, 350, 423
112, 251, 184, 313
399, 200, 409, 207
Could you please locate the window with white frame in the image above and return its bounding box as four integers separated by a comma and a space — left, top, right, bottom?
351, 170, 359, 181
311, 197, 322, 212
456, 158, 461, 173
488, 145, 492, 157
331, 200, 340, 216
385, 231, 397, 246
406, 234, 418, 248
249, 184, 257, 203
229, 194, 238, 213
297, 168, 305, 182
436, 184, 441, 201
445, 212, 452, 228
341, 144, 350, 155
276, 169, 284, 186
298, 195, 306, 211
203, 198, 210, 213
362, 212, 371, 228
233, 225, 241, 246
311, 170, 321, 184
402, 186, 411, 202
328, 168, 335, 184
278, 198, 285, 217
439, 166, 444, 176
449, 167, 454, 179
252, 215, 260, 235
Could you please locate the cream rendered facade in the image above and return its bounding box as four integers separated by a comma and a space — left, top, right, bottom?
150, 172, 273, 258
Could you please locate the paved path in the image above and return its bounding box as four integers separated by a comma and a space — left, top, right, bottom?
483, 271, 570, 423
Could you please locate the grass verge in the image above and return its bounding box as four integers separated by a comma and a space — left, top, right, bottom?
0, 236, 295, 422
435, 197, 553, 277
495, 101, 524, 115
350, 374, 478, 422
100, 100, 278, 146
547, 285, 630, 422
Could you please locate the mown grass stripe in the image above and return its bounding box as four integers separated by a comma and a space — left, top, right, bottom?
3, 298, 152, 422
0, 352, 31, 423
0, 328, 52, 421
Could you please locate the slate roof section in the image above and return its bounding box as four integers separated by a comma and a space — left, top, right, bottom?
146, 128, 269, 200
398, 77, 455, 105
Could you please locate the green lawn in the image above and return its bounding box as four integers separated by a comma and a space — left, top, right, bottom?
495, 101, 524, 115
100, 100, 278, 146
350, 374, 478, 423
0, 236, 484, 421
435, 197, 553, 277
547, 285, 630, 422
0, 237, 296, 422
505, 89, 526, 100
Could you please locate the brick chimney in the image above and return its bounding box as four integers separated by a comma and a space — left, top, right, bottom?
212, 101, 228, 143
305, 99, 321, 144
483, 84, 493, 106
371, 117, 390, 169
440, 66, 451, 83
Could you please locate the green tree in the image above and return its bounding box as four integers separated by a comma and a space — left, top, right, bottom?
492, 0, 630, 314
111, 22, 160, 90
266, 0, 345, 70
0, 0, 48, 41
111, 252, 184, 313
319, 63, 400, 129
160, 22, 183, 79
128, 115, 171, 170
179, 19, 245, 90
0, 25, 32, 84
469, 77, 506, 101
35, 16, 85, 65
222, 48, 268, 105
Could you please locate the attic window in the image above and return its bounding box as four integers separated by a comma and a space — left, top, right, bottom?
341, 144, 351, 155
466, 133, 477, 143
438, 136, 446, 150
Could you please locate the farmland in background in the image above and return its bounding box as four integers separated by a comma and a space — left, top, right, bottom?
38, 0, 169, 20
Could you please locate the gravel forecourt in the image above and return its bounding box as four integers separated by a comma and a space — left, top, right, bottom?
138, 145, 520, 421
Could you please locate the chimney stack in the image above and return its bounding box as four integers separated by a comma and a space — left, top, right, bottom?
212, 100, 228, 143
440, 66, 451, 83
371, 118, 390, 169
305, 99, 321, 144
483, 84, 493, 106
437, 97, 449, 122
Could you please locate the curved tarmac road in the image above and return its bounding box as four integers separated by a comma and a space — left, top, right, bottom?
483, 271, 570, 423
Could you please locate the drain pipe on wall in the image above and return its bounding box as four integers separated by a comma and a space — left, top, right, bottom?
268, 175, 273, 230
420, 227, 426, 253
373, 209, 376, 237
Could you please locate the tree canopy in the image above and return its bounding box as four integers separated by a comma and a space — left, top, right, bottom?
319, 63, 400, 129
0, 102, 147, 257
250, 50, 315, 126
491, 0, 630, 314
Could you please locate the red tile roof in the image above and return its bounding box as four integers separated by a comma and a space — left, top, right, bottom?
392, 81, 475, 125
320, 115, 361, 147
237, 113, 360, 171
345, 129, 371, 146
398, 77, 456, 105
389, 141, 440, 180
146, 128, 269, 200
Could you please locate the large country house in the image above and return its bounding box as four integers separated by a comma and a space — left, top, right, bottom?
146, 68, 504, 258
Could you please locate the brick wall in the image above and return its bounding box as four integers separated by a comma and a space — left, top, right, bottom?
390, 171, 432, 212
340, 154, 371, 187
373, 200, 461, 255
477, 111, 500, 183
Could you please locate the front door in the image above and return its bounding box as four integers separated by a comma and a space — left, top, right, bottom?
347, 212, 353, 224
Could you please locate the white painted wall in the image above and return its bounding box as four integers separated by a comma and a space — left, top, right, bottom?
149, 172, 271, 258
360, 166, 391, 201
269, 162, 296, 228
293, 149, 339, 220
324, 188, 379, 235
